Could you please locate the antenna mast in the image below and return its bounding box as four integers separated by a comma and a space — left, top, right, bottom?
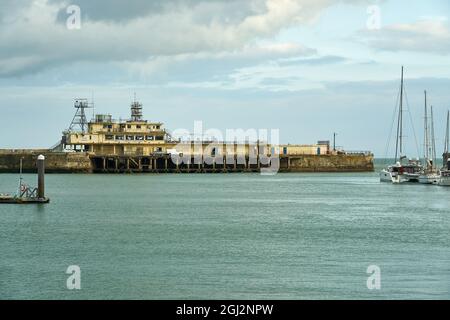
69, 98, 93, 133
130, 94, 143, 122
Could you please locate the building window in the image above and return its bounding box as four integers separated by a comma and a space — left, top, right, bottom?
155, 136, 163, 140
105, 135, 114, 140
126, 135, 134, 140
146, 136, 154, 140
115, 135, 124, 140
136, 136, 144, 141
136, 125, 141, 129
127, 125, 132, 129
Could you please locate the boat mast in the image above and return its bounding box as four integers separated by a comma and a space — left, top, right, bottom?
430, 106, 436, 169
423, 90, 429, 163
444, 110, 449, 163
395, 66, 404, 162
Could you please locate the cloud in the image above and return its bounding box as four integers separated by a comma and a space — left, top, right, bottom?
360, 18, 450, 55
0, 0, 367, 77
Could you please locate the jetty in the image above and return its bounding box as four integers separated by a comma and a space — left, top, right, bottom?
0, 155, 50, 204
0, 99, 374, 174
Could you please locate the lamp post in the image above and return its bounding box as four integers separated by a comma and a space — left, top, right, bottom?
333, 132, 338, 151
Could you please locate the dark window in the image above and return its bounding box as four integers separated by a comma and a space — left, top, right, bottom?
126, 135, 134, 140
136, 136, 144, 141
105, 135, 114, 140
137, 125, 141, 129
115, 135, 124, 140
127, 125, 132, 129
146, 136, 154, 140
155, 136, 164, 140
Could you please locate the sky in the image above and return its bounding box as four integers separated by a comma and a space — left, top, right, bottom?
0, 0, 449, 156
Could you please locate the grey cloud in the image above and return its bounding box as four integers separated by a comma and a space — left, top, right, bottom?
278, 55, 347, 66
0, 0, 369, 78
52, 0, 256, 24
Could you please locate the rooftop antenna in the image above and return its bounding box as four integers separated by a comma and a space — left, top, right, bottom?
69, 98, 92, 133
91, 91, 95, 121
130, 93, 143, 122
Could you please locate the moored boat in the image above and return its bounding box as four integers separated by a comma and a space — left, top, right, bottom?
380, 66, 422, 183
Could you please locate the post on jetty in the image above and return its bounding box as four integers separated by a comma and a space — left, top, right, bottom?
0, 154, 50, 204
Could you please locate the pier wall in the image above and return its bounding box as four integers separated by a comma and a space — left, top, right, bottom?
0, 150, 373, 173
0, 150, 92, 173
285, 154, 374, 172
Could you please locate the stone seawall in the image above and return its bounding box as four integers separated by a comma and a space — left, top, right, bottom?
0, 150, 374, 173
0, 151, 92, 173
285, 154, 374, 172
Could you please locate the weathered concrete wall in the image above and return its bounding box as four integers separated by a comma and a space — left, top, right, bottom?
0, 150, 373, 173
285, 154, 374, 172
0, 151, 92, 173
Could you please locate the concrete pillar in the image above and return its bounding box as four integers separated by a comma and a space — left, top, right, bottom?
103, 157, 106, 170
37, 155, 45, 199
164, 158, 168, 171
115, 158, 118, 171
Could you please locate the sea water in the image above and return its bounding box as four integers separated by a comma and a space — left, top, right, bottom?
0, 160, 449, 299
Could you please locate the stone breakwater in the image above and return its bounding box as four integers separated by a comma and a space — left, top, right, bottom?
0, 150, 374, 173
0, 150, 92, 173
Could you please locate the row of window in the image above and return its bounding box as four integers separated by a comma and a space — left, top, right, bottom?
105, 135, 164, 141
102, 124, 161, 130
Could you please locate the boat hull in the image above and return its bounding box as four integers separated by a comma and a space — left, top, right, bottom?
419, 174, 440, 184
380, 170, 409, 183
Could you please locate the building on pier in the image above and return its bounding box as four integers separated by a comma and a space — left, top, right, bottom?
62, 99, 331, 159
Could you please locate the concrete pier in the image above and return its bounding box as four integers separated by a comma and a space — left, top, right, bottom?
0, 150, 374, 174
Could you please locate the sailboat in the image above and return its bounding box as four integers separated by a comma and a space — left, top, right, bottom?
380, 67, 422, 183
436, 110, 450, 186
419, 92, 440, 184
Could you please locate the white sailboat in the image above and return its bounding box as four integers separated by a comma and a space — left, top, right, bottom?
380, 67, 422, 184
436, 110, 450, 186
419, 93, 439, 184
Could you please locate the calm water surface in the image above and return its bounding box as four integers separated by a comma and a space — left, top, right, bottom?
1, 161, 449, 299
